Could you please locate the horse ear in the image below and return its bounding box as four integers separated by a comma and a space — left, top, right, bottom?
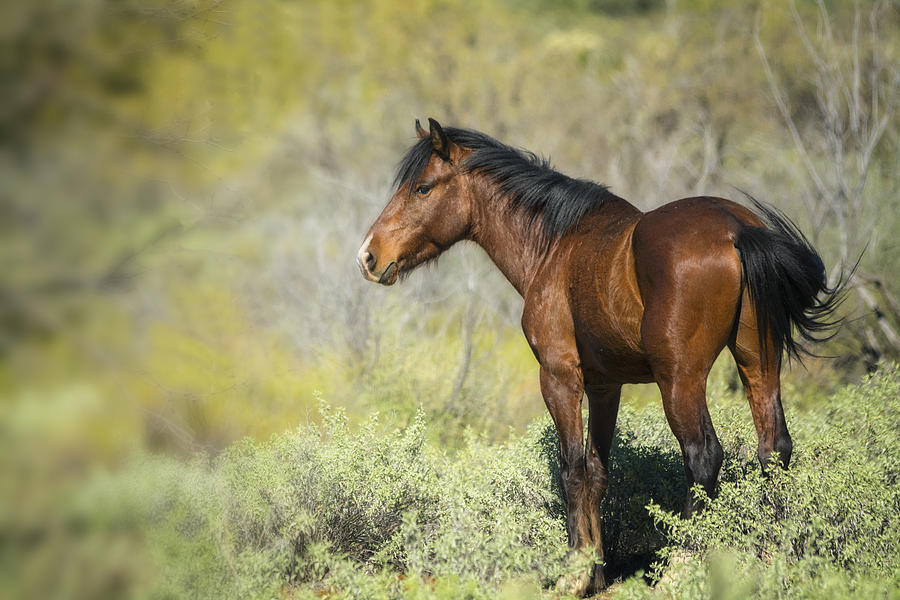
415, 119, 428, 139
428, 117, 450, 160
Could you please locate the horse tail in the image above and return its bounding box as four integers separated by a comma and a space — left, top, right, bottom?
733, 194, 845, 365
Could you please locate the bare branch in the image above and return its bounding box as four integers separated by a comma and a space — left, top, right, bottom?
855, 281, 900, 351
754, 11, 830, 203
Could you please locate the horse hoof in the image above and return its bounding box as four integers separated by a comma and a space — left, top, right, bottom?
556, 570, 591, 597
590, 563, 607, 593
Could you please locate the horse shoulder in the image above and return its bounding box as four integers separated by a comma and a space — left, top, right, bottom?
521, 269, 580, 381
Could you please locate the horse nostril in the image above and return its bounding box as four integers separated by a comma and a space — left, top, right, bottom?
363, 251, 376, 270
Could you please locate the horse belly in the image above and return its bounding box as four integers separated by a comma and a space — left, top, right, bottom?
578, 338, 654, 384
574, 318, 654, 384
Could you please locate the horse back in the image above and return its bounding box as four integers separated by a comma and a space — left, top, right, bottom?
631, 196, 756, 295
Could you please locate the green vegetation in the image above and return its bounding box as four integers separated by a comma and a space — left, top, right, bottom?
12, 364, 897, 599
2, 0, 900, 598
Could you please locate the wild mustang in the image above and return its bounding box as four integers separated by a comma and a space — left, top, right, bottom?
357, 118, 840, 595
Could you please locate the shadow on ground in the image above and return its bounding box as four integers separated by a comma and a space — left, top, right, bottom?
537, 422, 687, 585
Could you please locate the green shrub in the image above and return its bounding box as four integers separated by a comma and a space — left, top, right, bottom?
63, 363, 900, 599
636, 362, 900, 599
126, 403, 572, 599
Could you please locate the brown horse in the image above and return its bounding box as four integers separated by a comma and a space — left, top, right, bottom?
358, 118, 840, 595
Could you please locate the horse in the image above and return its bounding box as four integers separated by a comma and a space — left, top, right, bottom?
357, 118, 841, 595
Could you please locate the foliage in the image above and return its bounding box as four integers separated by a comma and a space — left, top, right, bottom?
19, 363, 894, 599
81, 404, 569, 599
624, 363, 900, 599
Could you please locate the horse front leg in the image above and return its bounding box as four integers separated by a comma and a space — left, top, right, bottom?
583, 383, 621, 591
539, 365, 597, 597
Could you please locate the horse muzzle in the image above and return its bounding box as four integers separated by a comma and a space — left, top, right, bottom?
357, 246, 399, 286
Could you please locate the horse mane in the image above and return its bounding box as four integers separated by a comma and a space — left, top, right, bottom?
393, 127, 618, 239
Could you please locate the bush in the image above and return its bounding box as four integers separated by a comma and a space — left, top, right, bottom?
632, 362, 900, 599
66, 364, 900, 599
128, 403, 571, 599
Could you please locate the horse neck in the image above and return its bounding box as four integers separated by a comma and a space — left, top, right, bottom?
467, 180, 556, 297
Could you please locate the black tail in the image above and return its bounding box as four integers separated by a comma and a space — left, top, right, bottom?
734, 195, 845, 364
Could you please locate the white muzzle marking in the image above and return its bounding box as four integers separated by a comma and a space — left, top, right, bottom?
357, 234, 379, 282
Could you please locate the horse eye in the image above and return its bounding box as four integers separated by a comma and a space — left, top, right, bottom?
414, 184, 431, 195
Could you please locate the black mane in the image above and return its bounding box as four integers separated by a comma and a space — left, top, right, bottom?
393, 127, 617, 239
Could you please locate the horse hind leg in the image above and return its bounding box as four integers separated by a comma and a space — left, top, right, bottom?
642, 299, 728, 518
729, 297, 793, 472
653, 369, 724, 517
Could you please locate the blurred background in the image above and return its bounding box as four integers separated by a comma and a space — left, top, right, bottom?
1, 0, 898, 597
